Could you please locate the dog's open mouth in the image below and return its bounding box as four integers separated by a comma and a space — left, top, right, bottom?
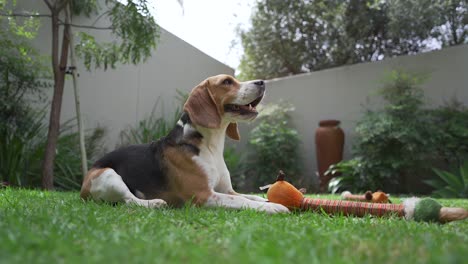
225, 95, 263, 115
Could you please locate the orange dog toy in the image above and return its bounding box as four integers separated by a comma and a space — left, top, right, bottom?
341, 190, 390, 203
267, 171, 468, 223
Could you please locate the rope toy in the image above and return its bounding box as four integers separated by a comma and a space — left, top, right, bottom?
267, 171, 468, 223
341, 190, 391, 203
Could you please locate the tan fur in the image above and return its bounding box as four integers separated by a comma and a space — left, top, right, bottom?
80, 167, 110, 199
226, 123, 240, 141
184, 81, 221, 129
158, 147, 212, 207
184, 75, 241, 140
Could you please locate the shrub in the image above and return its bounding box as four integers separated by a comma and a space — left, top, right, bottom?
424, 161, 468, 198
326, 159, 364, 193
245, 101, 302, 190
224, 146, 247, 191
0, 9, 50, 129
351, 71, 435, 191
429, 100, 468, 168
119, 91, 187, 146
0, 110, 47, 186
330, 71, 468, 193
0, 16, 49, 187
50, 122, 107, 190
0, 16, 107, 190
0, 108, 106, 190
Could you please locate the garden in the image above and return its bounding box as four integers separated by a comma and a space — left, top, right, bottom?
2, 46, 468, 263
1, 1, 468, 263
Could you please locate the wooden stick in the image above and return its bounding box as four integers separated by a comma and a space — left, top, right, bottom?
439, 207, 468, 223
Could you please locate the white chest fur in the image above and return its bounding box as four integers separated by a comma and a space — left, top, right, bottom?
192, 144, 231, 192
190, 124, 233, 193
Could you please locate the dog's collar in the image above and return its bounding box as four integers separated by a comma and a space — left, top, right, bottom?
180, 112, 191, 125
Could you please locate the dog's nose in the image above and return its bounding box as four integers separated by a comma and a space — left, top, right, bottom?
254, 80, 265, 94
254, 80, 264, 86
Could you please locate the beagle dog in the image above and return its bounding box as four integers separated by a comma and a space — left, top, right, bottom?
80, 74, 289, 214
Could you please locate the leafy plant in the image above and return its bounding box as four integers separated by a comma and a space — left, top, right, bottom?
224, 146, 247, 191
0, 109, 47, 187
326, 159, 363, 194
0, 108, 106, 190
119, 90, 187, 146
424, 161, 468, 198
51, 122, 107, 190
0, 16, 50, 187
239, 0, 467, 80
346, 71, 438, 191
245, 101, 302, 190
429, 100, 468, 168
335, 71, 468, 193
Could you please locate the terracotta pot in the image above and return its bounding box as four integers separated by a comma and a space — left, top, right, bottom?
315, 120, 345, 192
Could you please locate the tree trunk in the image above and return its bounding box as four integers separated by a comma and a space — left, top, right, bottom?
41, 12, 70, 190
67, 5, 88, 177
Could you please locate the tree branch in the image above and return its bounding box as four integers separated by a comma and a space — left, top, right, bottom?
1, 2, 112, 30
0, 12, 52, 18
58, 22, 113, 30
91, 10, 111, 27
56, 0, 71, 13
43, 0, 53, 10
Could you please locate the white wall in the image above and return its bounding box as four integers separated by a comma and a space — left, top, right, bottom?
236, 45, 468, 187
16, 1, 234, 147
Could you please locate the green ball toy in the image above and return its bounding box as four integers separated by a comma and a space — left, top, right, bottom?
414, 198, 443, 222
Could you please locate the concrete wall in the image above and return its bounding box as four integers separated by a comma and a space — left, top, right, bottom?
236, 45, 468, 187
16, 1, 234, 147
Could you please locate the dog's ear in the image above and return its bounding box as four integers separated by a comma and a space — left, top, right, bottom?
226, 122, 240, 140
184, 80, 221, 129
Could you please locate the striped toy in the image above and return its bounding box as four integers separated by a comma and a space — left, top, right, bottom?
267, 171, 468, 223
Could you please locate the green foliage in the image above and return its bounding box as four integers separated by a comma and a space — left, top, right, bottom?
239, 0, 467, 80
239, 0, 343, 80
351, 71, 435, 190
0, 110, 47, 186
223, 146, 247, 191
0, 8, 49, 187
70, 0, 99, 17
429, 101, 468, 167
435, 0, 468, 46
119, 91, 187, 146
326, 159, 363, 194
73, 0, 160, 70
245, 102, 302, 189
0, 8, 50, 129
0, 5, 107, 190
51, 122, 107, 190
330, 71, 468, 193
424, 161, 468, 198
0, 108, 106, 190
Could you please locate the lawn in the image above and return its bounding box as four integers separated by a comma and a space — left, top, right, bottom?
0, 189, 467, 264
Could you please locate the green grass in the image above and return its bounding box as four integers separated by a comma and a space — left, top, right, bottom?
0, 189, 467, 264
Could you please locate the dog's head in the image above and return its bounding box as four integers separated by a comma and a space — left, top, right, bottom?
184, 74, 265, 140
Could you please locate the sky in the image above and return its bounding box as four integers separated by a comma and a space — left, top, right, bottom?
150, 0, 256, 69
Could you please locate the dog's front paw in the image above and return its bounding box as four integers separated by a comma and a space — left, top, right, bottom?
146, 199, 167, 208
261, 202, 290, 214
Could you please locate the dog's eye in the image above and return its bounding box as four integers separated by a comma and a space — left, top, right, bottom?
222, 79, 233, 85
